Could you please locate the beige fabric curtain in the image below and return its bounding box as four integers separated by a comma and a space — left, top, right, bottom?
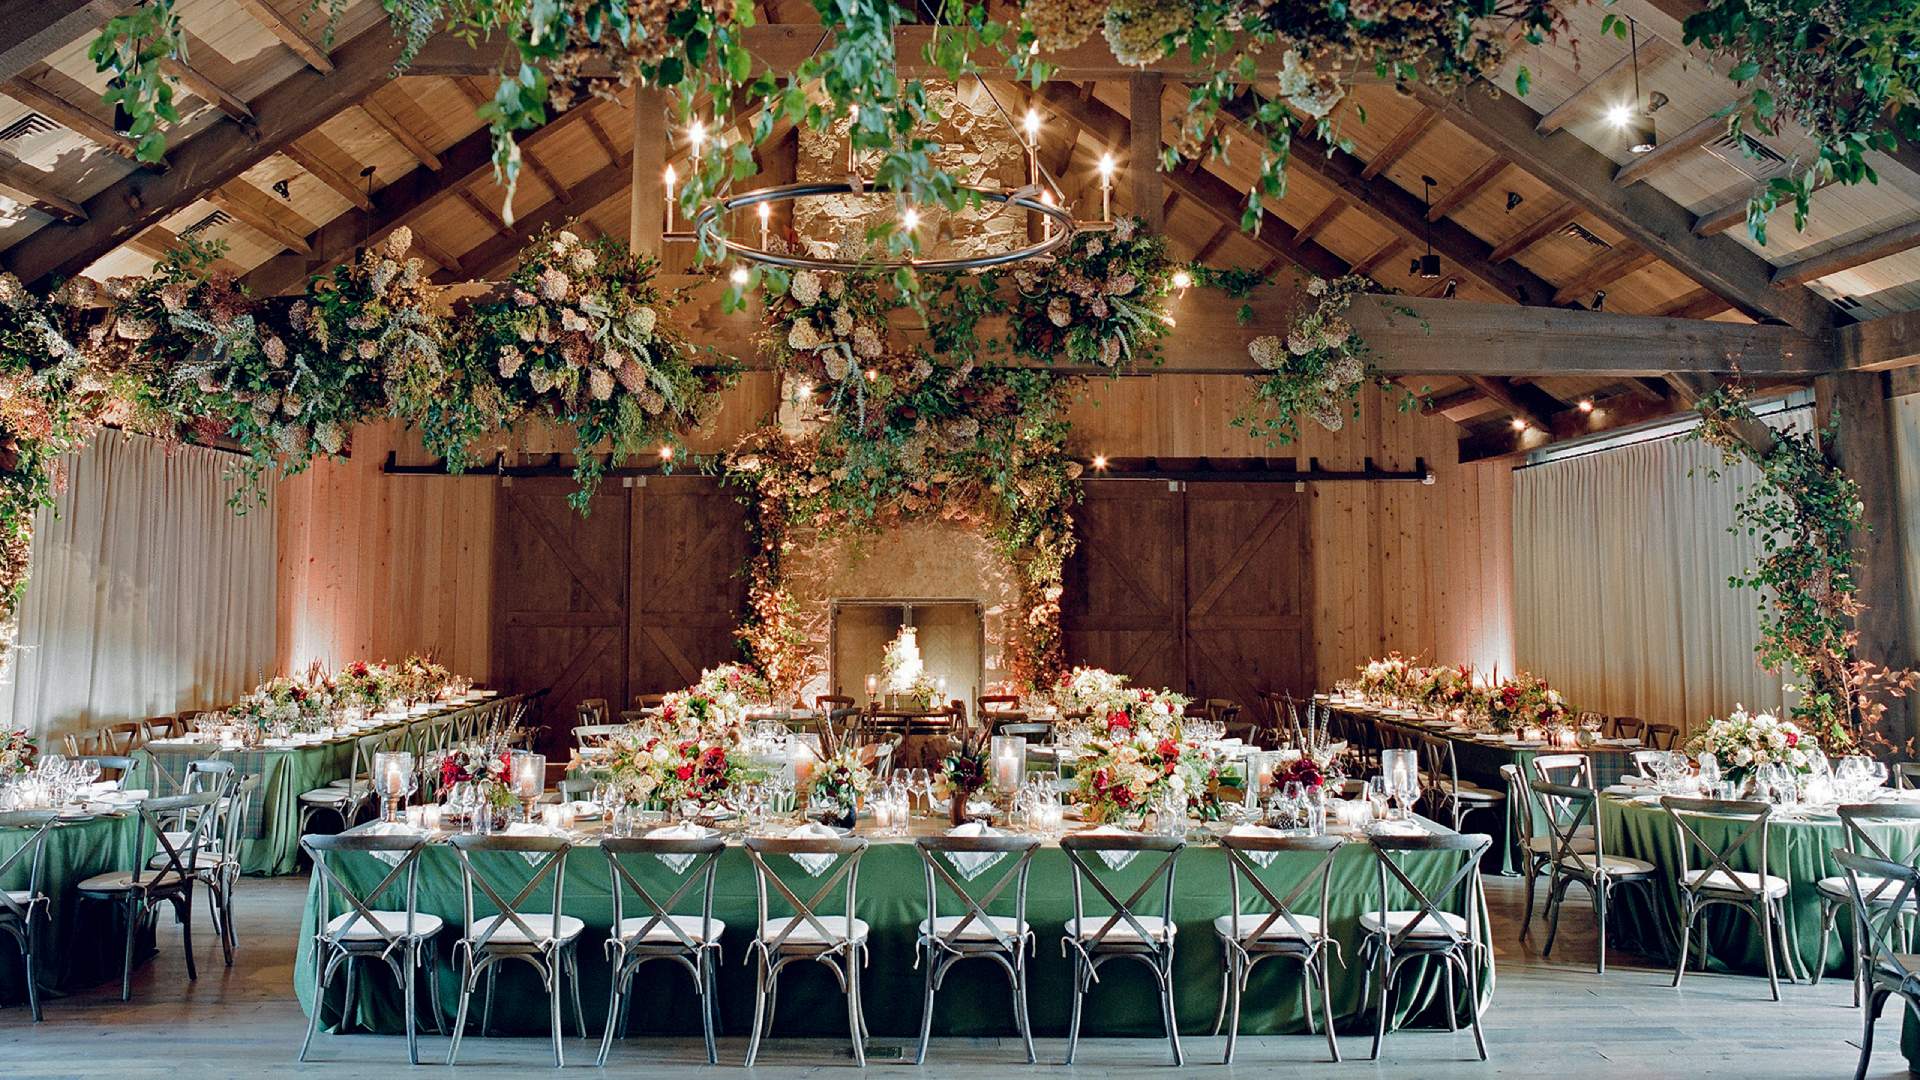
1512, 412, 1805, 735
0, 430, 276, 742
1891, 394, 1920, 655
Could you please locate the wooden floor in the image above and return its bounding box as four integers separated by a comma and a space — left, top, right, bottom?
0, 873, 1901, 1077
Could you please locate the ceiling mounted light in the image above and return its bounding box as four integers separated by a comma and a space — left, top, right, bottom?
1620, 18, 1659, 154
1416, 176, 1442, 279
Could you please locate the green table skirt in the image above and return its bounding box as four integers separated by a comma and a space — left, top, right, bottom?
296, 837, 1493, 1041
131, 740, 355, 877
0, 812, 148, 1006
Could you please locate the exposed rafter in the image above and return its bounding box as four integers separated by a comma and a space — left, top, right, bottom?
0, 146, 83, 221
1350, 239, 1405, 277
1292, 201, 1345, 248
1459, 390, 1691, 463
4, 75, 148, 164
1362, 107, 1437, 180
1411, 81, 1838, 332
1771, 220, 1920, 288
1534, 40, 1668, 136
281, 136, 372, 211
234, 0, 332, 73
1427, 156, 1507, 221
1551, 244, 1657, 305
206, 182, 313, 254
1612, 105, 1737, 187
360, 96, 442, 171
1486, 202, 1579, 263
0, 2, 133, 84
1464, 374, 1556, 429
162, 36, 255, 134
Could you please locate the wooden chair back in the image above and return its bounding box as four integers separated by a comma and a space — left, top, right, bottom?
303, 832, 430, 948
577, 698, 610, 727
1611, 716, 1645, 741
448, 833, 573, 949
1660, 796, 1774, 903
100, 720, 149, 756
1642, 721, 1680, 750
743, 835, 869, 950
1057, 833, 1184, 951
1366, 832, 1491, 952
914, 834, 1040, 954
602, 834, 726, 952
1218, 833, 1340, 945
0, 810, 57, 922
632, 694, 667, 711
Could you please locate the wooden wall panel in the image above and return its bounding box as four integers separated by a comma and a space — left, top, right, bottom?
277, 376, 1513, 701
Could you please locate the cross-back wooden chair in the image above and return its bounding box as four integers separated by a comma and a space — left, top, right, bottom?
299, 728, 386, 836
572, 724, 626, 748
631, 693, 667, 711
912, 833, 1042, 1065
1643, 721, 1681, 750
1213, 832, 1343, 1064
599, 834, 728, 1066
1534, 779, 1659, 973
1359, 831, 1493, 1061
977, 693, 1021, 717
146, 714, 188, 740
75, 754, 136, 784
1260, 690, 1298, 750
76, 790, 221, 1000
1415, 732, 1505, 834
576, 698, 610, 728
299, 832, 444, 1064
1816, 803, 1920, 1006
1661, 795, 1801, 999
1611, 716, 1646, 742
99, 720, 149, 756
741, 834, 871, 1067
446, 832, 585, 1067
0, 810, 57, 1020
1833, 847, 1920, 1080
1058, 832, 1186, 1066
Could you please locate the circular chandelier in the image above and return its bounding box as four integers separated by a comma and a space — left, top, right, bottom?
691, 180, 1077, 274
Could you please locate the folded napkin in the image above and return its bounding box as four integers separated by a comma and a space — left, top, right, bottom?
358, 820, 425, 865
787, 821, 843, 876
567, 800, 603, 818
1618, 774, 1654, 788
647, 822, 715, 873
1365, 819, 1427, 838
1075, 824, 1143, 871
1224, 823, 1290, 867
502, 822, 565, 865
946, 821, 1007, 881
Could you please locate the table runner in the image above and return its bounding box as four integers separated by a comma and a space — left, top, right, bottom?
0, 812, 147, 1007
295, 829, 1494, 1042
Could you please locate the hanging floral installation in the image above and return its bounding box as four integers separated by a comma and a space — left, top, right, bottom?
1007, 217, 1176, 369
0, 227, 734, 673
1236, 274, 1419, 444
89, 1, 1899, 271
1691, 385, 1916, 752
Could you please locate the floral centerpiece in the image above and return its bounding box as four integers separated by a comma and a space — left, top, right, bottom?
1273, 754, 1327, 794
0, 728, 34, 776
1052, 666, 1188, 737
1686, 706, 1816, 782
880, 626, 938, 709
1055, 666, 1132, 714
250, 673, 335, 728
1482, 672, 1568, 734
1408, 663, 1480, 716
806, 748, 873, 828
605, 735, 756, 812
394, 654, 455, 703
438, 745, 516, 826
1355, 653, 1416, 702
1072, 719, 1204, 826
941, 727, 992, 826
658, 662, 770, 743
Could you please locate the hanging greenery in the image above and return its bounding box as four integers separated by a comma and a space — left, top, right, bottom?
1007, 217, 1176, 369
1236, 274, 1417, 444
1691, 385, 1916, 751
1677, 0, 1920, 245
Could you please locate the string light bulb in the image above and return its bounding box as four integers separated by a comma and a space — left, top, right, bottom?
729, 265, 750, 286
658, 445, 675, 462
1171, 269, 1193, 290
1577, 398, 1595, 413
1510, 417, 1528, 432
901, 206, 920, 231
1092, 454, 1108, 470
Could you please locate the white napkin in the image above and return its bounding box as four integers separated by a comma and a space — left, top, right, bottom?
945, 821, 1007, 881
1077, 824, 1141, 871
1225, 823, 1290, 868
359, 821, 424, 866
502, 822, 564, 865
787, 821, 842, 877
567, 800, 603, 818
1365, 818, 1426, 837
647, 822, 715, 873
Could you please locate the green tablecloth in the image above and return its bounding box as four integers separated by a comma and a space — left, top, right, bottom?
132, 694, 535, 877
295, 832, 1493, 1043
0, 811, 147, 1006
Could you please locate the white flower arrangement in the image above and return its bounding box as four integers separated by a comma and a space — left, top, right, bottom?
1686, 705, 1816, 773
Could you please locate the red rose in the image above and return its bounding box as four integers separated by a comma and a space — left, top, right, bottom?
1786, 732, 1799, 747
676, 764, 694, 781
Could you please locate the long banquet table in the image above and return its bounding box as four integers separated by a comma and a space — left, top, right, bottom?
0, 810, 150, 1007
296, 815, 1494, 1044
132, 692, 535, 877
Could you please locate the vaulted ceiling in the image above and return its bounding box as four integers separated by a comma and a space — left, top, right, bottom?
2, 0, 1916, 462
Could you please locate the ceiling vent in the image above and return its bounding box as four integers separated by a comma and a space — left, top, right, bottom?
1704, 131, 1791, 181
1833, 294, 1863, 311
0, 113, 56, 143
180, 209, 233, 237
1560, 222, 1611, 249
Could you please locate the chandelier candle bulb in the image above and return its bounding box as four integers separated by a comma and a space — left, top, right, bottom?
757, 200, 770, 248
1097, 153, 1115, 222
663, 164, 676, 230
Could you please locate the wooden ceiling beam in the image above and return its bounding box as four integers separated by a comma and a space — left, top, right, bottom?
1292, 201, 1345, 248
1191, 224, 1233, 263
1427, 155, 1507, 221
581, 109, 619, 162
1613, 105, 1736, 187
1362, 107, 1438, 180
1459, 390, 1694, 463
1771, 220, 1920, 288
1350, 238, 1404, 277
359, 96, 442, 171
1651, 286, 1734, 320
1534, 42, 1667, 136
160, 56, 254, 134
4, 75, 148, 164
0, 146, 83, 220
234, 0, 332, 73
1411, 81, 1838, 332
1486, 201, 1579, 263
405, 230, 464, 275
1464, 374, 1555, 429
122, 224, 242, 276
206, 182, 312, 254
280, 136, 372, 211
1551, 244, 1658, 305
1128, 74, 1164, 232
1835, 309, 1920, 372
0, 1, 133, 84
2, 23, 415, 286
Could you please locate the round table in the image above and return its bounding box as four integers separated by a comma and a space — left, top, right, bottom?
0, 810, 147, 1006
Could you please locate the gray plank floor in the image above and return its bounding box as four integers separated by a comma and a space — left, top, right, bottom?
0, 872, 1901, 1078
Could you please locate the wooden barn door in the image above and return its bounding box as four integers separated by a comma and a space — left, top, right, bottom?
1061, 481, 1187, 692
490, 478, 631, 758
1063, 481, 1312, 717
1183, 483, 1313, 722
628, 476, 750, 697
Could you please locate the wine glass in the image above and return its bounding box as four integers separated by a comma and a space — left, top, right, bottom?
909, 768, 934, 815
1697, 752, 1721, 795
1366, 776, 1391, 822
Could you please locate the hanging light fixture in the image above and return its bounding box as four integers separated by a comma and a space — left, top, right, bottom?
1619, 18, 1659, 154
1412, 176, 1442, 279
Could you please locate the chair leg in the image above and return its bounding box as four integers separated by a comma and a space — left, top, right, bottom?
178, 893, 197, 983
1542, 874, 1566, 959
1672, 903, 1695, 988
1758, 900, 1781, 1002
699, 956, 718, 1067
549, 956, 565, 1069
1013, 959, 1037, 1065
1815, 898, 1837, 986
425, 942, 445, 1035
1370, 954, 1391, 1061
1463, 952, 1488, 1061
916, 950, 937, 1065
298, 949, 330, 1062
1065, 955, 1086, 1065
23, 909, 41, 1022
481, 962, 497, 1036
120, 896, 140, 1002
1776, 901, 1809, 984
1596, 882, 1610, 976
447, 956, 476, 1066
1159, 951, 1183, 1067
1443, 958, 1459, 1032
404, 955, 420, 1066
1318, 954, 1341, 1064
598, 960, 626, 1067
1221, 952, 1242, 1065
745, 954, 771, 1068
1210, 940, 1230, 1038
1857, 986, 1889, 1080
567, 947, 587, 1038
1520, 862, 1537, 941
340, 956, 359, 1034
847, 955, 866, 1068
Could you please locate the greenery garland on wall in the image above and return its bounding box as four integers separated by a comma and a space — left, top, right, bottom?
87, 0, 1900, 272
1691, 385, 1916, 751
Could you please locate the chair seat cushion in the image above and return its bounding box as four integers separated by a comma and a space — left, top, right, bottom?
1816, 875, 1908, 904
761, 915, 868, 946
1446, 782, 1505, 803
1213, 912, 1322, 941
2, 889, 38, 907
1358, 909, 1471, 938
325, 910, 445, 941
77, 869, 189, 893
1687, 869, 1789, 898
300, 784, 368, 805
616, 913, 726, 944
467, 913, 584, 945
1566, 852, 1658, 876
1524, 833, 1598, 856
918, 914, 1029, 943
1068, 915, 1175, 943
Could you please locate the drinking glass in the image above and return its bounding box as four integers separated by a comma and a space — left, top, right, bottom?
1697, 752, 1721, 794
1367, 776, 1391, 822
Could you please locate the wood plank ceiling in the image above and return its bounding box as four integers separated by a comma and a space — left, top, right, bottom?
1, 0, 1917, 463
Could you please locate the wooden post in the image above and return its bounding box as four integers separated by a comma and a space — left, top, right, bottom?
1814, 371, 1914, 747
1128, 74, 1164, 232
631, 88, 666, 259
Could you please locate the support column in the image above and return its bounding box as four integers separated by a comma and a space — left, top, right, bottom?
630, 88, 665, 258
1814, 371, 1914, 747
1128, 74, 1164, 232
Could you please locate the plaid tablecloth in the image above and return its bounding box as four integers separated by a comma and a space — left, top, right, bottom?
139, 744, 279, 839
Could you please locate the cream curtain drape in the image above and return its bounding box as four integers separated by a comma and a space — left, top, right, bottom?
1512, 412, 1806, 734
0, 430, 275, 742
